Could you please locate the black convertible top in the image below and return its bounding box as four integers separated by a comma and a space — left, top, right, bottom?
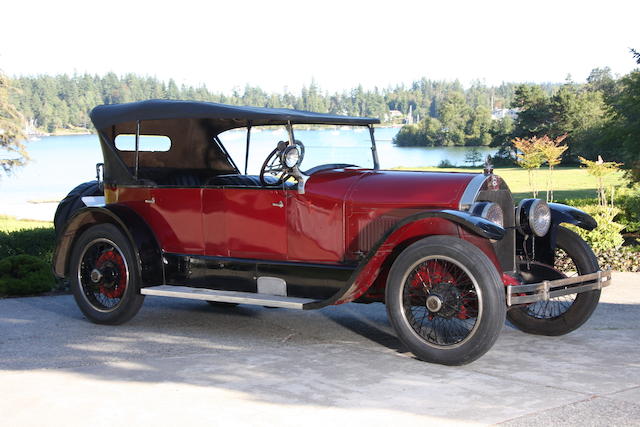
90, 99, 379, 130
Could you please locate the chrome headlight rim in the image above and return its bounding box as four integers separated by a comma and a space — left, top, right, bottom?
470, 201, 504, 228
516, 198, 551, 237
282, 145, 301, 168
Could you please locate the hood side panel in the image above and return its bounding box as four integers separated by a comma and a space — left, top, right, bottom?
345, 170, 478, 260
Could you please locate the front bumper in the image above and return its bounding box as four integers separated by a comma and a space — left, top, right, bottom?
506, 270, 612, 306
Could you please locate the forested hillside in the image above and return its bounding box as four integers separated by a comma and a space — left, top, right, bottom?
8, 63, 639, 178
9, 73, 532, 134
394, 61, 640, 179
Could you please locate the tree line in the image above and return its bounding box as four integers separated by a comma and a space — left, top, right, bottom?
396, 54, 640, 183
504, 58, 639, 181
6, 55, 640, 182
9, 73, 527, 134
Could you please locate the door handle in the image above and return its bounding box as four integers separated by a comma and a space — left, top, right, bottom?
272, 201, 284, 208
145, 197, 155, 204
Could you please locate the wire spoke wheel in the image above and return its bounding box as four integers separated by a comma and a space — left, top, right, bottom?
402, 257, 480, 347
386, 236, 505, 365
522, 248, 577, 319
70, 224, 145, 324
508, 226, 601, 336
78, 238, 129, 312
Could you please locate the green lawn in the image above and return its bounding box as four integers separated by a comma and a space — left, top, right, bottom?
0, 215, 53, 233
395, 166, 627, 201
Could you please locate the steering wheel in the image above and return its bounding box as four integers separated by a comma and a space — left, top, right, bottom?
260, 140, 305, 186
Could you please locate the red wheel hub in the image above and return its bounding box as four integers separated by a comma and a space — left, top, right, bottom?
410, 260, 476, 320
95, 250, 127, 299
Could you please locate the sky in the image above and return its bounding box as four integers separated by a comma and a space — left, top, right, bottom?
1, 0, 639, 94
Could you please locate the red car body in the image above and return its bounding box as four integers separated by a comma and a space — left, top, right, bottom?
52, 100, 612, 365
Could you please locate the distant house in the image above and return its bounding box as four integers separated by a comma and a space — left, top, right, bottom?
386, 109, 405, 124
491, 108, 518, 120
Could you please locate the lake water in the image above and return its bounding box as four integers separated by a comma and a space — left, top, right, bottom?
0, 127, 496, 220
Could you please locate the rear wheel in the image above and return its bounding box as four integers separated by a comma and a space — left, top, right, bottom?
507, 226, 600, 336
385, 236, 506, 365
69, 223, 144, 324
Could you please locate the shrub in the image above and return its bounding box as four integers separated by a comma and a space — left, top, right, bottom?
557, 246, 640, 272
597, 247, 640, 272
393, 124, 422, 146
563, 188, 640, 235
566, 205, 625, 252
0, 227, 56, 260
0, 255, 55, 296
618, 189, 640, 234
438, 159, 454, 168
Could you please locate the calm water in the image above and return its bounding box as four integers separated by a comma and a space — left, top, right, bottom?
0, 128, 496, 220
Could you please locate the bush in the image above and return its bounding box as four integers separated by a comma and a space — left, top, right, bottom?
557, 246, 640, 272
0, 227, 56, 260
618, 189, 640, 234
393, 124, 422, 146
597, 247, 640, 272
566, 205, 625, 252
0, 255, 55, 296
488, 149, 517, 167
438, 159, 455, 168
562, 188, 640, 235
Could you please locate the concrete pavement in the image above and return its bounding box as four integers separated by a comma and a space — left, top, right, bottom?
0, 272, 638, 426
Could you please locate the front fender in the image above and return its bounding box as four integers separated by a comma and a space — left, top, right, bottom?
516, 204, 597, 267
306, 210, 504, 309
52, 205, 163, 287
549, 203, 597, 230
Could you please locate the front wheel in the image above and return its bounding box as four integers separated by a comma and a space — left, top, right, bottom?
69, 223, 145, 324
507, 226, 601, 336
385, 236, 506, 365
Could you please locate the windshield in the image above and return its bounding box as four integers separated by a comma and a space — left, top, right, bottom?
218, 125, 375, 175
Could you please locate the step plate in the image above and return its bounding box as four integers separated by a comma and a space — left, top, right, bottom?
140, 285, 317, 309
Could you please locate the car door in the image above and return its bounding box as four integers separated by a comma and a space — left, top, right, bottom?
223, 187, 288, 260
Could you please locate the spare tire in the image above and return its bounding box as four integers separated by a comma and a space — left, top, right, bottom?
54, 181, 103, 236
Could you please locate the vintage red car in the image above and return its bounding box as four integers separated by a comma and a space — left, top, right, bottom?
53, 100, 612, 365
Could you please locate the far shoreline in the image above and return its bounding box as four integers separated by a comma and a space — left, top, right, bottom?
29, 123, 405, 138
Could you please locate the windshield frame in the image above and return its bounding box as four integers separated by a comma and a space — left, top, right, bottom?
233, 122, 380, 176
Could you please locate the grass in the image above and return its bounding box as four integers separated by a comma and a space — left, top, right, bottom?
394, 166, 628, 201
0, 215, 53, 233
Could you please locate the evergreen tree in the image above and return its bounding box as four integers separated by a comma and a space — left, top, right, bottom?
0, 71, 27, 176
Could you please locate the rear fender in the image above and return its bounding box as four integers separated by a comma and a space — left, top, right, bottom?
53, 205, 163, 287
308, 210, 505, 308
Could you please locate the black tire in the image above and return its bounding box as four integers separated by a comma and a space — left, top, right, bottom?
54, 181, 103, 235
385, 236, 506, 366
507, 226, 601, 336
69, 223, 145, 325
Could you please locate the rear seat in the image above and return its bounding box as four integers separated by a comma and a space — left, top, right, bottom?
205, 174, 263, 186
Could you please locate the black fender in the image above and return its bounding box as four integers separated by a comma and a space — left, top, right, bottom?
52, 204, 164, 287
436, 210, 506, 240
517, 203, 597, 266
548, 203, 597, 231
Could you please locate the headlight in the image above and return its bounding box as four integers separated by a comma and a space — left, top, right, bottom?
282, 146, 301, 168
470, 202, 504, 227
517, 198, 551, 237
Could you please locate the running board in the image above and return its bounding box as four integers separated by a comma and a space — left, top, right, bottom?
140, 285, 317, 309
